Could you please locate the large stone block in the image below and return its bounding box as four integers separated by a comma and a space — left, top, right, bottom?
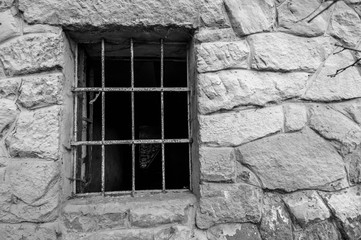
236, 128, 348, 192
198, 70, 309, 114
0, 78, 20, 100
206, 223, 262, 240
0, 33, 63, 76
293, 220, 340, 240
19, 0, 198, 29
6, 105, 61, 160
18, 73, 63, 109
195, 28, 238, 43
199, 106, 283, 146
0, 222, 58, 240
198, 0, 230, 28
224, 0, 275, 36
196, 183, 262, 229
0, 0, 13, 11
250, 33, 323, 72
0, 99, 18, 136
197, 41, 249, 73
0, 9, 20, 43
319, 186, 361, 240
199, 147, 236, 182
283, 104, 307, 132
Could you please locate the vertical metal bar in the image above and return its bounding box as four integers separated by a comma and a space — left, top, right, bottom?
73, 43, 79, 194
131, 38, 136, 197
101, 39, 105, 195
87, 68, 95, 189
160, 39, 165, 192
187, 46, 192, 191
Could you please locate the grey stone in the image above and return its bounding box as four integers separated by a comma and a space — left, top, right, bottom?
0, 222, 58, 240
344, 146, 361, 184
224, 0, 275, 36
284, 104, 307, 132
0, 9, 20, 43
293, 220, 340, 240
207, 223, 262, 240
6, 105, 61, 160
236, 162, 262, 187
0, 33, 63, 76
319, 186, 361, 240
197, 41, 249, 73
0, 78, 20, 100
196, 183, 262, 229
283, 191, 330, 227
0, 99, 18, 135
199, 106, 284, 146
199, 0, 230, 28
260, 193, 293, 240
199, 147, 236, 182
198, 70, 309, 114
278, 0, 329, 36
236, 128, 348, 192
0, 0, 14, 11
23, 23, 62, 35
195, 28, 238, 43
18, 73, 63, 109
250, 33, 323, 72
332, 100, 361, 126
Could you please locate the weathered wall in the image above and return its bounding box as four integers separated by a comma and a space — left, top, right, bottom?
0, 0, 361, 239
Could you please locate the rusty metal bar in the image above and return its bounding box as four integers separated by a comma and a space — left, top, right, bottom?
160, 39, 166, 192
73, 43, 79, 194
75, 188, 190, 197
131, 38, 136, 197
187, 47, 192, 191
73, 87, 189, 92
101, 39, 105, 195
72, 139, 191, 146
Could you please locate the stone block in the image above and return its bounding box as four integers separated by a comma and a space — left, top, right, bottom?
293, 220, 340, 240
206, 223, 262, 240
250, 32, 323, 72
319, 186, 361, 240
196, 183, 262, 229
195, 28, 238, 43
236, 128, 348, 192
0, 9, 20, 43
283, 191, 330, 227
0, 78, 20, 100
0, 33, 63, 76
198, 70, 309, 114
18, 73, 63, 109
236, 162, 262, 187
344, 147, 361, 184
0, 99, 18, 135
224, 0, 275, 36
6, 105, 61, 160
0, 222, 58, 240
199, 0, 230, 28
199, 106, 284, 146
199, 147, 236, 182
197, 41, 249, 73
0, 0, 14, 11
284, 104, 307, 132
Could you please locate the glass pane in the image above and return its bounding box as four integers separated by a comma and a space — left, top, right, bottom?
165, 143, 189, 190
164, 92, 188, 139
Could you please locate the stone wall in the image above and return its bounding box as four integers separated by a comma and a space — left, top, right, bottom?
0, 0, 361, 239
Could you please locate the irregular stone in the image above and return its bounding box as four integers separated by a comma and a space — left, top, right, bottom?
303, 51, 361, 101
0, 99, 18, 135
199, 106, 283, 146
283, 191, 330, 227
224, 0, 275, 36
309, 105, 361, 154
199, 147, 236, 182
198, 70, 309, 114
18, 73, 63, 109
0, 9, 20, 43
199, 0, 230, 28
236, 128, 347, 192
197, 41, 249, 73
329, 1, 361, 47
278, 0, 329, 36
260, 193, 293, 240
250, 33, 324, 72
236, 162, 262, 187
319, 185, 361, 240
0, 78, 20, 100
0, 222, 58, 240
23, 23, 62, 35
6, 105, 61, 160
293, 220, 340, 240
0, 33, 63, 76
195, 28, 238, 43
332, 100, 361, 126
284, 104, 307, 132
344, 146, 361, 184
19, 0, 198, 29
207, 223, 262, 240
154, 225, 193, 240
196, 183, 262, 229
0, 0, 13, 11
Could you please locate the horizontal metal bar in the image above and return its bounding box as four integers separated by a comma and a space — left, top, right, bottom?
74, 189, 190, 197
73, 87, 189, 92
72, 138, 191, 146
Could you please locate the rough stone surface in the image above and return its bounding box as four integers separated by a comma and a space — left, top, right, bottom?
199, 147, 236, 182
206, 223, 262, 240
320, 186, 361, 240
224, 0, 275, 36
236, 128, 347, 192
0, 99, 18, 135
195, 28, 238, 43
293, 220, 340, 240
6, 105, 61, 160
0, 78, 20, 100
309, 105, 361, 154
18, 73, 63, 109
344, 147, 361, 184
199, 106, 284, 146
0, 9, 20, 43
236, 162, 262, 187
284, 104, 307, 132
19, 0, 199, 29
198, 70, 309, 114
0, 33, 63, 76
250, 33, 323, 72
197, 41, 249, 73
0, 222, 58, 240
260, 193, 293, 240
0, 0, 13, 11
333, 100, 361, 125
282, 191, 330, 227
199, 0, 230, 28
196, 183, 262, 229
278, 0, 329, 36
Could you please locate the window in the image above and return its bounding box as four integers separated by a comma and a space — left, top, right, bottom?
72, 39, 191, 196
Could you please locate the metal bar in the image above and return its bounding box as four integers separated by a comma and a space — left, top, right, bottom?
73, 44, 79, 195
131, 38, 135, 197
73, 87, 189, 92
74, 188, 190, 197
187, 46, 192, 191
76, 39, 188, 45
99, 58, 186, 62
160, 39, 165, 192
72, 139, 191, 146
101, 39, 105, 195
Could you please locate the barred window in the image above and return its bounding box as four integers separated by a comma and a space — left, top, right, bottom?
72, 39, 191, 196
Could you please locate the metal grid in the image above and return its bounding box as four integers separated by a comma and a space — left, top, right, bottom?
72, 39, 191, 196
